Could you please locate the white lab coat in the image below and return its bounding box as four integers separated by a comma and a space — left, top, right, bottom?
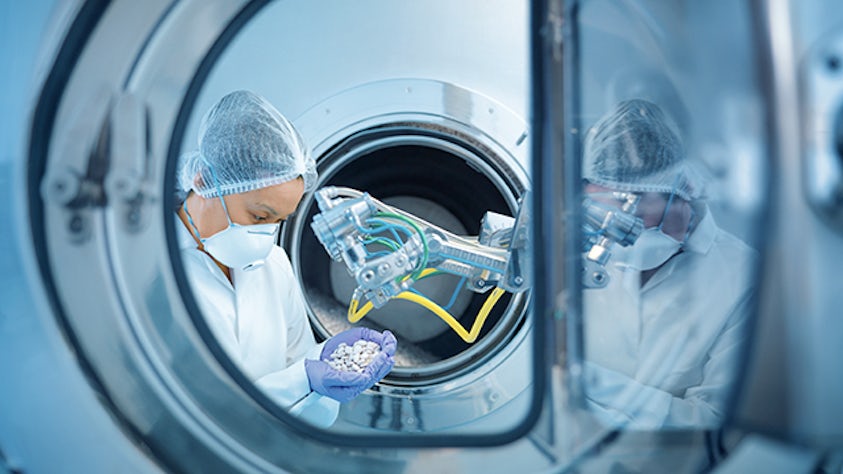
583, 204, 757, 429
177, 217, 340, 427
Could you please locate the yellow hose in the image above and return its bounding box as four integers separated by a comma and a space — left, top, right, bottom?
349, 268, 440, 322
346, 273, 506, 343
395, 287, 505, 343
348, 298, 374, 323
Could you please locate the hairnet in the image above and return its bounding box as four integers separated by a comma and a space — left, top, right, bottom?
179, 90, 317, 198
606, 67, 690, 136
583, 99, 703, 201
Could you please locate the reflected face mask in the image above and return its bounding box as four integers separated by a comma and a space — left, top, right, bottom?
612, 190, 692, 271
614, 228, 682, 271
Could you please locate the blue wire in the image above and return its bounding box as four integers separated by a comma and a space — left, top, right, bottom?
365, 250, 392, 258
367, 218, 412, 243
442, 276, 467, 311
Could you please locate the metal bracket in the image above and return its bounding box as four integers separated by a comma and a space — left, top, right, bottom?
39, 88, 113, 243
105, 93, 153, 233
803, 28, 843, 233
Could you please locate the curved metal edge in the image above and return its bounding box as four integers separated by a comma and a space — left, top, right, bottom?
28, 1, 301, 473
727, 0, 807, 443
25, 0, 172, 472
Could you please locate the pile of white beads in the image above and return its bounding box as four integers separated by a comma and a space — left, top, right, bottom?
326, 340, 381, 373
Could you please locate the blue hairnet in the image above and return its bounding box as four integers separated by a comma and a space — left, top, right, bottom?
179, 90, 317, 198
583, 99, 703, 201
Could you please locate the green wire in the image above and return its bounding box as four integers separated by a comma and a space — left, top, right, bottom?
363, 237, 400, 251
376, 211, 429, 280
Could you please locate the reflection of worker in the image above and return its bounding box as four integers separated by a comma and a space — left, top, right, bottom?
176, 90, 396, 427
581, 99, 757, 429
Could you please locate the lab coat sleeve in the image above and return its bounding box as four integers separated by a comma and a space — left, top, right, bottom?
282, 266, 317, 368
254, 343, 340, 429
254, 249, 340, 427
672, 290, 754, 424
585, 291, 754, 429
256, 252, 340, 427
184, 242, 340, 426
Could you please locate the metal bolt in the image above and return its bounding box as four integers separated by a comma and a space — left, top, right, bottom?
128, 208, 140, 225
69, 214, 85, 234
476, 280, 485, 287
826, 54, 841, 73
513, 276, 524, 285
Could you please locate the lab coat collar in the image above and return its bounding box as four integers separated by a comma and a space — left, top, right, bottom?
175, 212, 234, 290
640, 203, 717, 292
683, 203, 717, 255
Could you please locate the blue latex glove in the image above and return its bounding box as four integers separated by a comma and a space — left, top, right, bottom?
321, 327, 397, 359
305, 351, 395, 403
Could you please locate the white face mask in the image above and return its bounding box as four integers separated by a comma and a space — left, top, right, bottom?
613, 228, 682, 271
202, 222, 279, 271
184, 199, 280, 271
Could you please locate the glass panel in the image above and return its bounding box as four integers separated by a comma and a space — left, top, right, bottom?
572, 0, 766, 434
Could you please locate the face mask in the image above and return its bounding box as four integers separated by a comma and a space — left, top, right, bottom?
183, 199, 280, 271
613, 228, 682, 271
611, 189, 692, 271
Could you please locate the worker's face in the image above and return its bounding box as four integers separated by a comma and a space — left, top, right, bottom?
584, 183, 692, 241
196, 178, 305, 238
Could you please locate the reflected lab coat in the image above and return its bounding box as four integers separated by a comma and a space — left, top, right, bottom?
583, 205, 757, 429
177, 218, 340, 427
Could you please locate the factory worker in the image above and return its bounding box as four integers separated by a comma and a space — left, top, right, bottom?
581, 99, 757, 430
176, 90, 396, 427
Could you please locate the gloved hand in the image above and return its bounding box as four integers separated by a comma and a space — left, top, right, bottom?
305, 351, 395, 403
306, 327, 397, 403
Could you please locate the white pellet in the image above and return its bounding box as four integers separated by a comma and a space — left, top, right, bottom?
326, 340, 382, 372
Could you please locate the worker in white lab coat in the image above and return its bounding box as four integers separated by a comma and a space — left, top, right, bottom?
581, 99, 757, 430
176, 90, 396, 428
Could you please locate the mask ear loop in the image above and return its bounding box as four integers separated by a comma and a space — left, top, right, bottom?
656, 172, 686, 233
656, 191, 677, 232
183, 200, 204, 242
204, 160, 234, 226
682, 206, 696, 244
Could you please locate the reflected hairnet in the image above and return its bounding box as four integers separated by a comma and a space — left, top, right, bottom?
583, 99, 702, 201
179, 90, 317, 198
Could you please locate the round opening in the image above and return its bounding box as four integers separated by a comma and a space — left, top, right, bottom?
285, 124, 527, 384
